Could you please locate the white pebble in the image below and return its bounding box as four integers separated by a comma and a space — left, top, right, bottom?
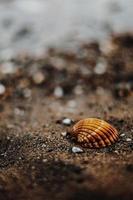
54, 86, 64, 98
72, 146, 83, 153
61, 132, 67, 137
120, 133, 125, 137
42, 144, 47, 148
62, 118, 72, 125
0, 84, 6, 95
126, 138, 132, 142
94, 58, 107, 75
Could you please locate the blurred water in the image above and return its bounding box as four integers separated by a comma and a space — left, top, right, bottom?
0, 0, 133, 59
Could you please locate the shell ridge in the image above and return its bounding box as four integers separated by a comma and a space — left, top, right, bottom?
79, 123, 116, 143
74, 124, 115, 144
77, 130, 97, 145
70, 118, 118, 148
94, 126, 111, 146
77, 128, 103, 143
75, 127, 106, 147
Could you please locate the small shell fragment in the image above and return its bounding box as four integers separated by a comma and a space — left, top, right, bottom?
72, 146, 83, 153
70, 118, 118, 148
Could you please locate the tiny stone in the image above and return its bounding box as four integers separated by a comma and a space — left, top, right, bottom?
120, 133, 125, 137
32, 72, 45, 84
7, 136, 10, 140
14, 108, 25, 116
54, 86, 64, 98
42, 144, 46, 148
50, 57, 65, 70
23, 88, 32, 98
80, 66, 91, 76
0, 84, 6, 95
62, 118, 72, 125
126, 138, 132, 142
96, 87, 105, 95
72, 146, 83, 153
31, 166, 35, 170
61, 132, 67, 137
42, 159, 48, 163
74, 85, 83, 95
94, 58, 107, 75
114, 150, 119, 154
67, 100, 77, 108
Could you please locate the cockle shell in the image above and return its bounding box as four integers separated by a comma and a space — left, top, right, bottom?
70, 118, 118, 148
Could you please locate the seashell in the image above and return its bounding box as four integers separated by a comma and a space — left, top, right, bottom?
70, 118, 118, 148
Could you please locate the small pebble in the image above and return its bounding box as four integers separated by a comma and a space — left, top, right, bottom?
23, 88, 32, 98
96, 87, 105, 95
61, 132, 67, 137
6, 136, 10, 140
126, 138, 132, 142
0, 83, 6, 95
62, 118, 72, 125
72, 146, 83, 153
31, 166, 35, 170
80, 66, 91, 76
42, 159, 48, 163
42, 144, 47, 148
74, 85, 83, 95
54, 86, 64, 98
50, 57, 65, 70
14, 108, 25, 116
32, 72, 45, 84
94, 58, 107, 75
114, 150, 119, 154
67, 100, 77, 108
120, 133, 125, 137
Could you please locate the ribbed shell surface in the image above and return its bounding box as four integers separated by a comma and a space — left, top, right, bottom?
71, 118, 118, 148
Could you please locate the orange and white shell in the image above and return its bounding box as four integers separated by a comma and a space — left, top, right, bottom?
70, 118, 118, 148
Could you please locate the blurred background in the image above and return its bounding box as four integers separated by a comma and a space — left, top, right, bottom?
0, 0, 133, 59
0, 1, 133, 200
